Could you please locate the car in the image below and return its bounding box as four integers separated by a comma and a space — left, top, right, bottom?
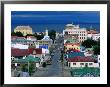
51, 53, 54, 56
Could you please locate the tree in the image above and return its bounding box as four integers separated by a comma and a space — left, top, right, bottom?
15, 32, 23, 37
21, 64, 28, 72
48, 30, 56, 41
93, 45, 100, 55
11, 32, 16, 36
81, 39, 97, 48
42, 62, 47, 67
33, 33, 44, 40
29, 62, 36, 76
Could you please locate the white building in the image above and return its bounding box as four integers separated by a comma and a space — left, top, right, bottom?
63, 24, 87, 42
11, 43, 29, 49
14, 26, 33, 36
27, 36, 37, 41
92, 34, 100, 41
66, 57, 99, 68
87, 30, 100, 41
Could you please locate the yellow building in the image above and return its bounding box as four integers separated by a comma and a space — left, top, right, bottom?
14, 26, 33, 36
64, 43, 80, 52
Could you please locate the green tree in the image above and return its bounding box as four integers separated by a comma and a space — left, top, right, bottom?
11, 31, 16, 36
21, 64, 28, 72
42, 62, 47, 67
81, 39, 97, 48
33, 33, 44, 40
93, 45, 100, 55
48, 30, 56, 41
29, 62, 36, 76
15, 32, 23, 37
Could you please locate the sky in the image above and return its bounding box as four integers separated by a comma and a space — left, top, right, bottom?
11, 11, 100, 24
11, 11, 100, 32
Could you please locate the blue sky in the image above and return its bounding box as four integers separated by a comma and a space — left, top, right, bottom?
11, 11, 100, 24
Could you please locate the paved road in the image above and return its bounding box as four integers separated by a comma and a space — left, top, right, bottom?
32, 36, 71, 77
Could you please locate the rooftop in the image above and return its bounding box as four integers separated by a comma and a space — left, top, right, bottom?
66, 56, 95, 62
12, 55, 41, 63
11, 48, 42, 57
64, 52, 85, 58
70, 67, 100, 77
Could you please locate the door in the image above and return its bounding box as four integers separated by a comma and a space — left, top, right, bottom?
85, 63, 88, 67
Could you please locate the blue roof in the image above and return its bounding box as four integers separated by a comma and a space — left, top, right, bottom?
65, 52, 85, 58
39, 45, 48, 49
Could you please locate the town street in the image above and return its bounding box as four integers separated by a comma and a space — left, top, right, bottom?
32, 36, 71, 77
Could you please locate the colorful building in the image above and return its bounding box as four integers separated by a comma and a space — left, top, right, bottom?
63, 23, 88, 42
66, 56, 99, 68
64, 43, 80, 52
14, 26, 33, 36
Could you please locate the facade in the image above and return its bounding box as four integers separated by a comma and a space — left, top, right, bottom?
64, 43, 80, 52
87, 30, 100, 41
35, 29, 53, 49
11, 43, 29, 49
27, 36, 37, 41
63, 24, 88, 42
66, 57, 99, 68
11, 37, 35, 46
14, 26, 33, 36
11, 55, 41, 68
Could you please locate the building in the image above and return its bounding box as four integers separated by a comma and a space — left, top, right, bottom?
64, 43, 80, 52
70, 67, 100, 77
35, 29, 53, 49
11, 43, 29, 49
64, 52, 85, 59
66, 56, 99, 68
27, 36, 37, 41
11, 37, 35, 46
63, 24, 88, 42
11, 55, 41, 68
14, 26, 33, 36
87, 30, 100, 41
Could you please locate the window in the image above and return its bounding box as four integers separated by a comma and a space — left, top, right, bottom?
80, 63, 84, 65
17, 64, 20, 66
89, 63, 93, 65
73, 63, 76, 65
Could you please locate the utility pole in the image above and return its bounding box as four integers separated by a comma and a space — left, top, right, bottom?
28, 61, 29, 73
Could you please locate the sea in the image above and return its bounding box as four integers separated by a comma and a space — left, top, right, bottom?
11, 23, 100, 33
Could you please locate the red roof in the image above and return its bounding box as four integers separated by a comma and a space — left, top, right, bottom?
28, 48, 42, 54
27, 36, 35, 38
87, 30, 98, 34
11, 48, 42, 57
11, 48, 29, 56
66, 56, 95, 62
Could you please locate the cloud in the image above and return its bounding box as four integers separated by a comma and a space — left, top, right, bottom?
11, 14, 72, 18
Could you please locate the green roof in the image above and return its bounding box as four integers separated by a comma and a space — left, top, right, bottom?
70, 67, 100, 77
12, 56, 41, 63
66, 38, 78, 43
12, 39, 31, 43
64, 52, 85, 58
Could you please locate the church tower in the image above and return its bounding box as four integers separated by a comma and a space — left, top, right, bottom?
45, 29, 48, 36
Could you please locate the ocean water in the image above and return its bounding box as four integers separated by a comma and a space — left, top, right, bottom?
11, 23, 100, 33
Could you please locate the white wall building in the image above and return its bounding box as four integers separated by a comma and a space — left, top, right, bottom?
92, 34, 100, 41
63, 24, 88, 42
68, 62, 99, 68
27, 36, 37, 41
11, 43, 29, 49
66, 57, 99, 68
